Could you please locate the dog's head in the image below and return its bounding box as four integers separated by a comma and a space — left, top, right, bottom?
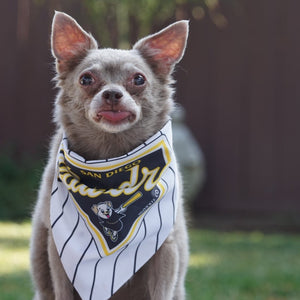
92, 201, 113, 219
51, 12, 188, 158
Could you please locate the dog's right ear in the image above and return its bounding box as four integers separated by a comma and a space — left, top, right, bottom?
51, 11, 98, 73
106, 201, 113, 208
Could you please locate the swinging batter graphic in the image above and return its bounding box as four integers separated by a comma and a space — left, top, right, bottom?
91, 192, 142, 242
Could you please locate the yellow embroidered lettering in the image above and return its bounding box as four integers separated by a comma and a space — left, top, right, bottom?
119, 165, 139, 190
59, 164, 104, 198
142, 167, 160, 191
58, 153, 164, 199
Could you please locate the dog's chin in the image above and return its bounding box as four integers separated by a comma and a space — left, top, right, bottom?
91, 111, 139, 133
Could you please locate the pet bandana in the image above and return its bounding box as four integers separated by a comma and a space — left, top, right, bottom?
50, 120, 179, 300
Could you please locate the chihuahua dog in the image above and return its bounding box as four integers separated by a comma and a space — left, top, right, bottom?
30, 11, 189, 300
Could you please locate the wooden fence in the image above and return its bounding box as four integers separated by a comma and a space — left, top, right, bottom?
177, 0, 300, 214
1, 0, 300, 214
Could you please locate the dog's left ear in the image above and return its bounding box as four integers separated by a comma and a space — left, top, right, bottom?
104, 201, 112, 208
133, 20, 189, 76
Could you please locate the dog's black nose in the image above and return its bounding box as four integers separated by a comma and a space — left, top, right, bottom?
102, 89, 123, 105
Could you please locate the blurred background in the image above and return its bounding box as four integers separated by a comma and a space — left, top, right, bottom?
1, 0, 300, 227
1, 0, 300, 299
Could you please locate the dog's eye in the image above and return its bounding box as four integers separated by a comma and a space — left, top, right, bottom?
133, 74, 145, 86
80, 73, 94, 86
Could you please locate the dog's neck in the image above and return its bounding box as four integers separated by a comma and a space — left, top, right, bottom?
65, 129, 144, 160
60, 115, 169, 160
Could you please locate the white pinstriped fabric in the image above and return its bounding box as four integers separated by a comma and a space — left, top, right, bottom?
50, 120, 179, 300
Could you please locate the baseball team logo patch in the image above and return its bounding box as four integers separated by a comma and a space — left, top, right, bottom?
57, 139, 171, 255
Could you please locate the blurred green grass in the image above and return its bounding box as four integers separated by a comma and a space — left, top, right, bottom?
1, 222, 300, 300
187, 229, 300, 300
0, 222, 33, 300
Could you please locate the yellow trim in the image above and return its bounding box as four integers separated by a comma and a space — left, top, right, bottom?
63, 140, 171, 172
70, 195, 109, 255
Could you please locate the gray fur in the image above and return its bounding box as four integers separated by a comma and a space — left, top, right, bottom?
30, 11, 189, 300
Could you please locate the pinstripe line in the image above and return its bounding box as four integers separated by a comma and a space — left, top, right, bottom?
155, 201, 163, 251
51, 193, 69, 228
81, 216, 103, 259
89, 258, 101, 300
133, 219, 147, 273
162, 173, 176, 225
51, 186, 58, 196
59, 213, 80, 258
72, 237, 93, 285
111, 245, 129, 297
93, 239, 102, 259
169, 167, 177, 225
161, 178, 170, 193
159, 132, 171, 148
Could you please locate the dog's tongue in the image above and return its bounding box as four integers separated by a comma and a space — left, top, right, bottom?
99, 111, 131, 123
